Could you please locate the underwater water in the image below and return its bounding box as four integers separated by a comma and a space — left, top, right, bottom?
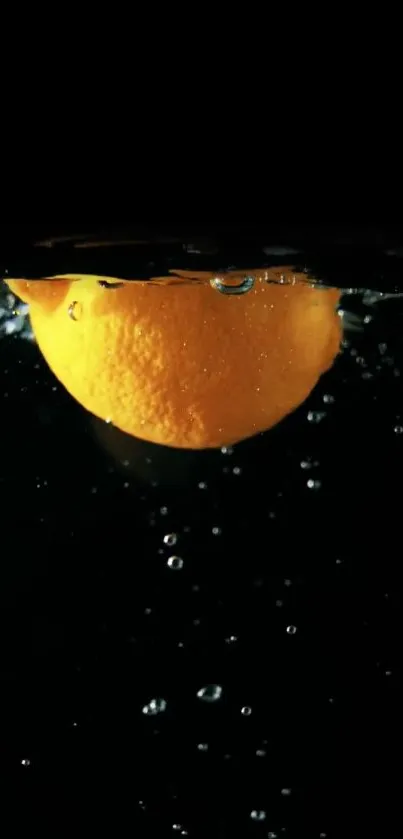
0, 267, 401, 837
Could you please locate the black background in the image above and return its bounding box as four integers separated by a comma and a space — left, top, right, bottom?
0, 258, 401, 837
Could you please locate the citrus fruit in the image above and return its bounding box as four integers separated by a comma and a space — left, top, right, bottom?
6, 270, 341, 449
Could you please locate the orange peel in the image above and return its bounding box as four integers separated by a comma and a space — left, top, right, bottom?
6, 270, 341, 449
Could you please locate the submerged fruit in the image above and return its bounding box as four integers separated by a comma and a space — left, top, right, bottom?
6, 271, 341, 449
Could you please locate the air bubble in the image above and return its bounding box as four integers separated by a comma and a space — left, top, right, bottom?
20, 759, 31, 767
143, 697, 167, 717
250, 810, 266, 822
160, 506, 168, 515
197, 684, 223, 702
286, 625, 297, 635
210, 275, 255, 295
307, 410, 326, 423
167, 556, 184, 570
322, 393, 335, 404
281, 788, 292, 796
212, 526, 222, 536
232, 466, 242, 475
307, 479, 321, 490
142, 697, 167, 716
163, 533, 177, 547
241, 706, 252, 716
394, 425, 403, 434
197, 743, 209, 751
68, 301, 82, 321
198, 481, 208, 489
256, 748, 267, 757
221, 445, 234, 455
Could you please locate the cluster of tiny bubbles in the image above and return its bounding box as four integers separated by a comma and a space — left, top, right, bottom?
322, 393, 335, 404
163, 533, 178, 547
221, 445, 234, 455
167, 556, 184, 571
160, 506, 169, 516
198, 481, 208, 489
142, 697, 167, 716
196, 684, 223, 702
68, 300, 82, 321
20, 759, 31, 767
307, 410, 326, 423
286, 625, 297, 635
0, 291, 33, 339
256, 747, 267, 757
250, 810, 266, 822
307, 479, 322, 490
241, 706, 252, 716
280, 788, 292, 796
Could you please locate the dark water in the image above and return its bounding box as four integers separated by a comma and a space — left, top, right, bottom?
0, 264, 401, 837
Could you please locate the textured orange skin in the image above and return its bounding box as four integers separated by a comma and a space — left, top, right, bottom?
7, 272, 341, 449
